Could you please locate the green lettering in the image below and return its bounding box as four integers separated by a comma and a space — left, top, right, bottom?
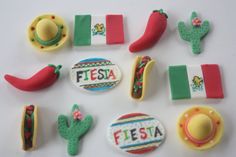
146, 126, 154, 137
104, 69, 110, 79
83, 69, 90, 80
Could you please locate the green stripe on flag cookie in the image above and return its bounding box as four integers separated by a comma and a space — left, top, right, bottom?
74, 15, 91, 46
168, 65, 191, 99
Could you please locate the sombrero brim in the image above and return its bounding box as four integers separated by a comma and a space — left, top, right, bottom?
177, 106, 224, 150
28, 14, 68, 51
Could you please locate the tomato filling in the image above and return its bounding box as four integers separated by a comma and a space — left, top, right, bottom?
24, 105, 34, 150
132, 56, 151, 98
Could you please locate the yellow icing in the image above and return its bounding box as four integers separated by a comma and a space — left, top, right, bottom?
177, 106, 224, 150
36, 19, 58, 41
187, 114, 213, 140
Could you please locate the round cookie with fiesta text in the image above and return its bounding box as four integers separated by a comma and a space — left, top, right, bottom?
70, 58, 122, 92
107, 113, 166, 154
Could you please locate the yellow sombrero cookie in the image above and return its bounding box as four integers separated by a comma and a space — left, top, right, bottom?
28, 14, 68, 51
177, 106, 224, 150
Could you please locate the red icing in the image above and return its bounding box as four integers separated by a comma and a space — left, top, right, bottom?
129, 10, 167, 52
4, 65, 61, 91
127, 146, 157, 154
106, 15, 124, 44
118, 113, 147, 120
201, 64, 224, 98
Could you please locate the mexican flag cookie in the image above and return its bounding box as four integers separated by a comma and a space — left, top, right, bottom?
74, 14, 124, 46
107, 113, 166, 154
168, 64, 224, 100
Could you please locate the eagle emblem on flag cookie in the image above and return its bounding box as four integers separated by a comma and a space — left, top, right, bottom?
92, 23, 106, 36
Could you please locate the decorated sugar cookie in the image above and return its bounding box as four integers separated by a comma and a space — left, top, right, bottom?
168, 64, 224, 100
74, 14, 124, 46
129, 9, 168, 52
70, 58, 122, 92
178, 12, 210, 54
21, 105, 38, 151
28, 14, 69, 51
107, 113, 166, 154
57, 104, 93, 156
130, 56, 155, 100
4, 64, 62, 91
177, 106, 224, 150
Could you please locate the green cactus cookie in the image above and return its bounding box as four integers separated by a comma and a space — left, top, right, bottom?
178, 11, 210, 54
57, 104, 93, 156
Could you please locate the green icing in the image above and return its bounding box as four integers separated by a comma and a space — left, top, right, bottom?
178, 11, 210, 54
74, 15, 91, 46
34, 25, 62, 46
48, 64, 62, 78
153, 9, 168, 18
168, 65, 191, 99
57, 104, 93, 156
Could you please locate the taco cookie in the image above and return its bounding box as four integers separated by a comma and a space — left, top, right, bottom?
21, 105, 38, 151
130, 56, 155, 100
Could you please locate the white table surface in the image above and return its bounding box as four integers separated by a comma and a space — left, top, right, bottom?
0, 0, 235, 156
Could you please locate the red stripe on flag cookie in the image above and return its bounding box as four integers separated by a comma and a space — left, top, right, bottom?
106, 15, 124, 44
201, 64, 224, 98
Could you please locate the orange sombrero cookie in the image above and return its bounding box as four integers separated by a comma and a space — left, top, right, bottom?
28, 14, 68, 51
177, 106, 224, 150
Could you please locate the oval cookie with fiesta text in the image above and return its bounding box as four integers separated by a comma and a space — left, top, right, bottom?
107, 113, 166, 154
70, 58, 122, 92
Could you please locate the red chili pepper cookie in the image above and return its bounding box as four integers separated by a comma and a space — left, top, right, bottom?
4, 64, 62, 91
129, 9, 168, 53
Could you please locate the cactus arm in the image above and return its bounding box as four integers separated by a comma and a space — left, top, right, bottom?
68, 138, 79, 156
72, 104, 80, 111
191, 11, 198, 20
76, 115, 93, 137
199, 21, 210, 38
178, 22, 191, 41
58, 115, 69, 139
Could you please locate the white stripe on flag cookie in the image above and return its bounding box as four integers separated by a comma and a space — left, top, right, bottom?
186, 65, 206, 98
91, 16, 106, 45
